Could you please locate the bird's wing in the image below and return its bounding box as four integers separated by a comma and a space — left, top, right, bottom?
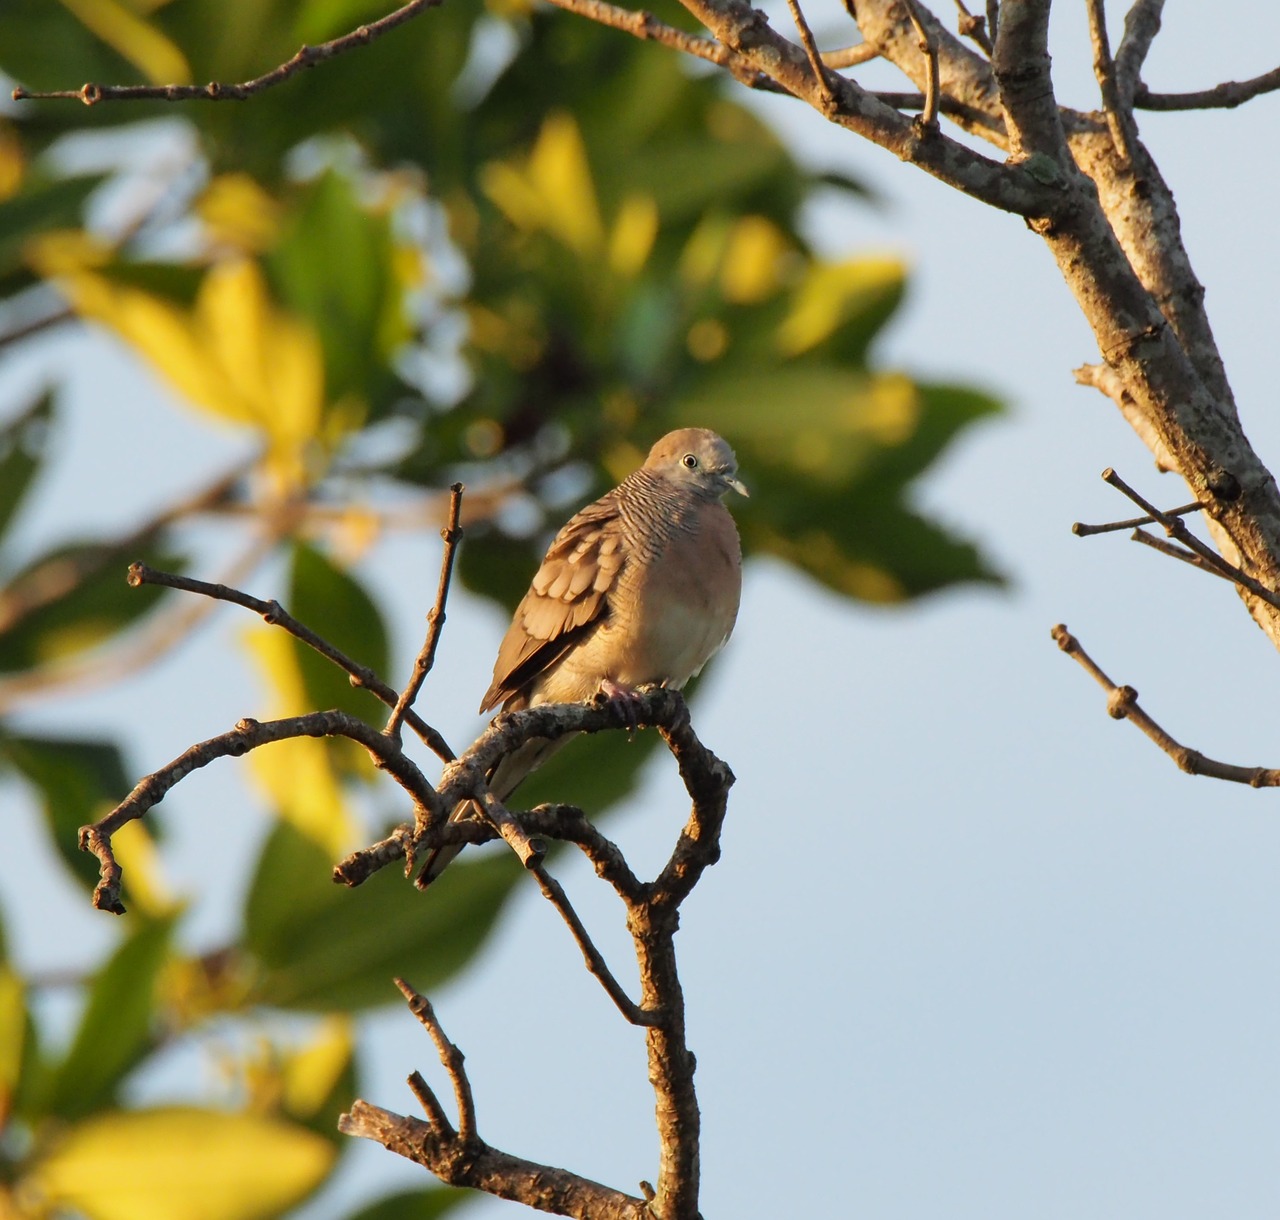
479, 494, 627, 712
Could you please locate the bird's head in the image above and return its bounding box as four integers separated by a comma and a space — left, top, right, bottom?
646, 428, 748, 500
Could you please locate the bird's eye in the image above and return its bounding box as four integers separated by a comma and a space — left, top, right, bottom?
682, 453, 699, 470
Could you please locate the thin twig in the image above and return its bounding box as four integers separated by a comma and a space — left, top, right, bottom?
475, 787, 547, 871
1051, 624, 1280, 787
407, 1071, 454, 1137
1072, 500, 1201, 536
0, 459, 248, 638
953, 0, 993, 54
11, 0, 441, 105
1113, 0, 1163, 104
1085, 0, 1136, 162
1130, 527, 1235, 581
986, 0, 999, 45
339, 1101, 648, 1217
395, 978, 477, 1144
128, 563, 455, 761
1136, 64, 1280, 111
785, 0, 841, 111
80, 711, 440, 913
538, 0, 788, 93
530, 864, 657, 1026
902, 0, 941, 129
385, 483, 464, 740
1101, 468, 1280, 612
822, 42, 881, 69
0, 305, 76, 351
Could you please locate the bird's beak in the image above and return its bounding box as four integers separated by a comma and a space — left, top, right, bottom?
724, 474, 749, 498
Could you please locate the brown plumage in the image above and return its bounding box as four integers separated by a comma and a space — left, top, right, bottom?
419, 427, 745, 886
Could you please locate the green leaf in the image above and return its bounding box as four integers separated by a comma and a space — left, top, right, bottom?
267, 170, 407, 415
286, 541, 389, 723
0, 391, 54, 550
243, 821, 517, 1011
343, 1187, 472, 1220
39, 915, 177, 1122
1, 734, 136, 895
0, 542, 182, 674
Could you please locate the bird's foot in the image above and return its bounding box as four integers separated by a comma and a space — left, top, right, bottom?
598, 678, 646, 732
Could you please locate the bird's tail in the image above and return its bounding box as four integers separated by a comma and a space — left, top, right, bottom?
416, 732, 577, 887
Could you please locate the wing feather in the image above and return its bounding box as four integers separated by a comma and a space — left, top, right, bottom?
478, 495, 627, 712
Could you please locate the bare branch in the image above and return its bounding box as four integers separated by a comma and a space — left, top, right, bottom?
671, 0, 1051, 214
785, 0, 841, 111
395, 978, 478, 1143
1073, 362, 1177, 472
1071, 499, 1201, 536
0, 463, 247, 640
1085, 0, 1136, 162
80, 711, 440, 914
822, 42, 881, 69
474, 786, 547, 871
0, 303, 75, 351
539, 0, 787, 92
1051, 624, 1280, 787
1136, 65, 1280, 111
129, 563, 456, 762
11, 0, 442, 105
385, 483, 464, 740
1129, 527, 1236, 581
991, 0, 1071, 165
529, 864, 656, 1026
837, 1, 1007, 145
340, 1100, 649, 1219
953, 1, 993, 54
1113, 0, 1163, 103
902, 0, 941, 129
1100, 467, 1280, 612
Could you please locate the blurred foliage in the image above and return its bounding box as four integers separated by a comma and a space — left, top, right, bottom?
0, 0, 1003, 1215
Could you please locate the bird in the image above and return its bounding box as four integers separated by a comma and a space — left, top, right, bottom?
419, 427, 746, 886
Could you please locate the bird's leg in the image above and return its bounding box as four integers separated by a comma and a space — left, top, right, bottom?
598, 677, 646, 732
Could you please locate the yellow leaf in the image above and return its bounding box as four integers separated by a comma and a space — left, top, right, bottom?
111, 820, 175, 919
241, 629, 357, 857
856, 370, 920, 446
481, 112, 604, 256
0, 124, 24, 203
282, 1017, 353, 1120
28, 1107, 334, 1220
776, 255, 905, 356
58, 0, 191, 85
608, 194, 658, 277
719, 215, 790, 304
40, 255, 327, 495
0, 965, 24, 1101
197, 175, 283, 254
678, 214, 731, 288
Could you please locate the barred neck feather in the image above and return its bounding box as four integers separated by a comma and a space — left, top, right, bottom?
615, 468, 708, 558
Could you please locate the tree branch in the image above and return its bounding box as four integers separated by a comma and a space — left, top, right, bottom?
1051, 624, 1280, 787
129, 563, 456, 762
384, 483, 464, 740
80, 710, 441, 914
340, 1099, 649, 1218
1136, 66, 1280, 111
11, 0, 442, 105
1113, 0, 1163, 104
1085, 0, 1137, 162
